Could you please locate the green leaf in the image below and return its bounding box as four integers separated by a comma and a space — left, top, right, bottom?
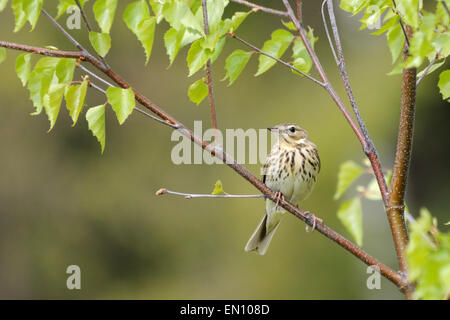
106, 87, 135, 125
136, 17, 156, 64
224, 49, 252, 85
188, 78, 208, 105
210, 36, 226, 64
65, 80, 88, 126
43, 83, 66, 131
434, 32, 450, 57
282, 20, 296, 31
397, 0, 420, 29
406, 31, 435, 68
55, 58, 76, 84
407, 208, 450, 300
0, 47, 6, 64
0, 0, 9, 12
211, 180, 226, 195
291, 31, 317, 76
364, 170, 392, 201
164, 28, 183, 65
340, 0, 369, 14
27, 57, 60, 115
337, 198, 363, 246
93, 0, 117, 34
162, 0, 204, 36
123, 0, 150, 32
255, 29, 294, 76
89, 31, 111, 57
334, 161, 364, 200
203, 0, 229, 34
86, 104, 106, 153
149, 0, 164, 23
187, 39, 212, 76
438, 70, 450, 100
12, 0, 28, 32
123, 1, 155, 64
24, 0, 43, 31
387, 23, 405, 63
15, 53, 32, 86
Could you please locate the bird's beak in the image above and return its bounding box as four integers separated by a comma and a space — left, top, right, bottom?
267, 127, 277, 132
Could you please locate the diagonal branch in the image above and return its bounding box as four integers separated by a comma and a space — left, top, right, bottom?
227, 33, 325, 87
201, 0, 219, 139
156, 188, 265, 199
230, 0, 288, 16
0, 39, 407, 290
323, 0, 389, 206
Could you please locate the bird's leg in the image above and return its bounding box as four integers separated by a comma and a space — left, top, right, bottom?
304, 211, 323, 232
274, 191, 285, 210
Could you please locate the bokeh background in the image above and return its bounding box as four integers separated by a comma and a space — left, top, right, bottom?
0, 1, 448, 299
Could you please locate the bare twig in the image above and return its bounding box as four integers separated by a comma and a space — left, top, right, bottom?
0, 39, 407, 290
416, 50, 442, 87
227, 33, 325, 87
230, 0, 288, 16
156, 188, 264, 199
388, 24, 416, 299
392, 0, 411, 47
324, 0, 390, 206
201, 0, 219, 140
321, 1, 338, 65
73, 1, 109, 69
296, 0, 303, 24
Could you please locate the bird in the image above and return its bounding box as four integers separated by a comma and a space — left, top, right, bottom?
245, 123, 321, 255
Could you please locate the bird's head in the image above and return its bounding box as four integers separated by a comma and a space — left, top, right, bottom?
267, 123, 308, 145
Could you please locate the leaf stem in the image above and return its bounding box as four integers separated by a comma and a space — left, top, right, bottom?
230, 0, 288, 16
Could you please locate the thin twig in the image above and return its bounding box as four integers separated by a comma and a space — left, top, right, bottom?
201, 0, 219, 140
73, 0, 109, 69
0, 39, 407, 290
230, 0, 288, 16
321, 0, 338, 65
227, 33, 325, 87
41, 9, 84, 51
296, 0, 303, 24
324, 0, 390, 206
416, 50, 442, 87
156, 188, 265, 199
392, 0, 410, 47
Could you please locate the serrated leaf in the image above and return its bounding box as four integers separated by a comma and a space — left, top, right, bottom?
56, 58, 76, 84
438, 70, 450, 100
434, 32, 450, 57
407, 208, 450, 300
255, 29, 294, 76
340, 0, 369, 14
15, 53, 31, 86
211, 180, 225, 195
12, 0, 28, 32
282, 20, 296, 31
387, 23, 404, 63
188, 79, 208, 105
163, 0, 204, 36
334, 161, 364, 200
0, 47, 6, 64
65, 80, 88, 126
106, 87, 135, 125
43, 83, 66, 131
89, 31, 111, 57
210, 36, 226, 64
86, 104, 106, 153
397, 0, 420, 29
406, 31, 435, 68
149, 0, 164, 23
136, 17, 156, 64
27, 57, 60, 115
337, 198, 363, 246
224, 49, 252, 85
187, 39, 212, 76
93, 0, 117, 34
24, 0, 43, 31
164, 28, 183, 65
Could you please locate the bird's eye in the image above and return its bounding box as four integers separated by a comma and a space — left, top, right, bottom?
289, 127, 296, 133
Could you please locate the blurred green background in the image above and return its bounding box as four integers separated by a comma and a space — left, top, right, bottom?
0, 1, 448, 299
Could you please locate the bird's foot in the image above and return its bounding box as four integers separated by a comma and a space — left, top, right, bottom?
304, 211, 323, 233
274, 191, 285, 210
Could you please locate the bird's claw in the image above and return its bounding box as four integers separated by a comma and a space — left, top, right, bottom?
305, 211, 323, 233
274, 191, 285, 210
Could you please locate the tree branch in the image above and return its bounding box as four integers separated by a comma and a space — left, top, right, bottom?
416, 50, 442, 87
0, 38, 407, 290
227, 33, 325, 87
391, 0, 411, 47
230, 0, 288, 16
201, 0, 219, 139
323, 0, 389, 205
388, 25, 417, 299
156, 188, 265, 199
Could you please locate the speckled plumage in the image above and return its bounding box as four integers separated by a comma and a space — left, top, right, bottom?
245, 123, 320, 255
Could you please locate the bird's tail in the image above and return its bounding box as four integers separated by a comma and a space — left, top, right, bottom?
245, 213, 281, 255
